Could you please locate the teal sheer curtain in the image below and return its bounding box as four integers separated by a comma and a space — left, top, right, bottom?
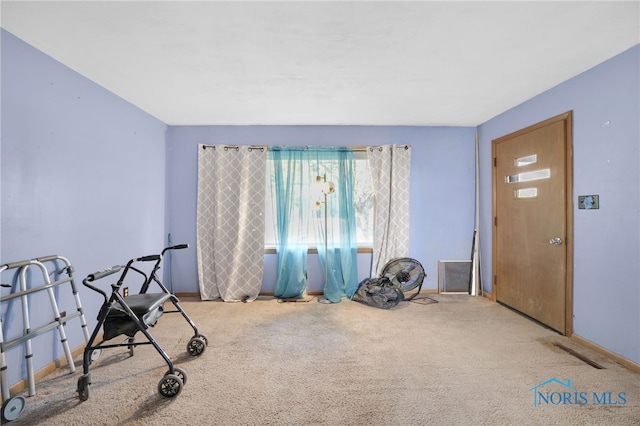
270, 148, 312, 299
270, 147, 358, 302
314, 148, 359, 302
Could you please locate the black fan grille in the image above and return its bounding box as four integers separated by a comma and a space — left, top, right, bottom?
381, 257, 425, 292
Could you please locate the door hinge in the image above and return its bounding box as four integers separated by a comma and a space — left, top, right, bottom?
493, 157, 497, 167
494, 275, 497, 285
494, 216, 497, 226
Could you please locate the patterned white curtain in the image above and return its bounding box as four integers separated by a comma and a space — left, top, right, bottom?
196, 145, 267, 301
367, 144, 412, 277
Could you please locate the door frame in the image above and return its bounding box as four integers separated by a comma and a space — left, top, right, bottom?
491, 111, 574, 336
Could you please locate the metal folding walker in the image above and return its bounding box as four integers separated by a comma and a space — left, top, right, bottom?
1, 255, 89, 422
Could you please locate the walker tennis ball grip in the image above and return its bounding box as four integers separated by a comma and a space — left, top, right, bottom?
89, 265, 122, 281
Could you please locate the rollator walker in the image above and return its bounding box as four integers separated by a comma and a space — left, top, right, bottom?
77, 244, 207, 401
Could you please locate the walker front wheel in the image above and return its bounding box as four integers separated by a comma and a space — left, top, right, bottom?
77, 375, 91, 401
158, 374, 183, 398
1, 396, 26, 422
165, 367, 187, 386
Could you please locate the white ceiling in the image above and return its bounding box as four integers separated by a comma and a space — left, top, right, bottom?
2, 1, 639, 126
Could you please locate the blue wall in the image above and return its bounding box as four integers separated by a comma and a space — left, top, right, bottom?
166, 126, 476, 294
478, 44, 640, 364
1, 30, 168, 387
2, 26, 638, 391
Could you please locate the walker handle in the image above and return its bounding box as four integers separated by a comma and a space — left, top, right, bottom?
162, 244, 188, 256
3, 259, 32, 269
35, 255, 59, 263
137, 255, 161, 262
86, 265, 122, 282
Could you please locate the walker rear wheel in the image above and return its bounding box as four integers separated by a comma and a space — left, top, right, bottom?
187, 336, 206, 356
1, 396, 26, 422
198, 334, 209, 346
158, 374, 183, 398
90, 348, 102, 362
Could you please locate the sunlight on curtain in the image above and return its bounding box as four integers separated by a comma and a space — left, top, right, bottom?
270, 147, 358, 302
368, 145, 412, 277
197, 145, 267, 301
270, 148, 312, 299
314, 149, 359, 302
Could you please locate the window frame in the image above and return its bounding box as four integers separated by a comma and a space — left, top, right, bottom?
263, 146, 373, 254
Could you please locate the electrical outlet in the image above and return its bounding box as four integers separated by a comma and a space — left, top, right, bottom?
123, 287, 129, 297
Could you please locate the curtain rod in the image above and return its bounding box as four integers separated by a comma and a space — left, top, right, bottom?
367, 145, 410, 151
201, 145, 267, 152
201, 145, 362, 152
201, 144, 410, 152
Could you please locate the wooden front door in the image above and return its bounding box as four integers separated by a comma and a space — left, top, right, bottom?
492, 112, 573, 334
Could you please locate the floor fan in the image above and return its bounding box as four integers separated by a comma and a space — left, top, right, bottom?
380, 257, 434, 303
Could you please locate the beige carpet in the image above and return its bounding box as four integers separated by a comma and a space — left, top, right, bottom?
6, 295, 639, 425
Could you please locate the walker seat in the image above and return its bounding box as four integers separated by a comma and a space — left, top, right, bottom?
103, 293, 171, 340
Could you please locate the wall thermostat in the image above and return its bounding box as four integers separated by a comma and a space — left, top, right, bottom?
578, 195, 599, 210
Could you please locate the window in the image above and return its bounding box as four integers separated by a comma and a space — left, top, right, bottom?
264, 150, 374, 250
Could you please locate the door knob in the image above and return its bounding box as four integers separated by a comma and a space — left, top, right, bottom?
549, 237, 562, 245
